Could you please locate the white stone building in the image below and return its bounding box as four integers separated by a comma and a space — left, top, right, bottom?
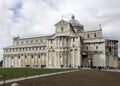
3, 16, 119, 68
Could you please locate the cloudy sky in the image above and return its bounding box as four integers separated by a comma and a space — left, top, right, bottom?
0, 0, 120, 60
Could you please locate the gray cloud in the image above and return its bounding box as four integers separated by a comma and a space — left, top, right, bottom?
0, 0, 120, 60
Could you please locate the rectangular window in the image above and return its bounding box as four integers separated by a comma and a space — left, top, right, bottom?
41, 39, 43, 42
16, 41, 19, 45
31, 40, 33, 43
94, 33, 96, 37
26, 41, 29, 44
21, 41, 24, 44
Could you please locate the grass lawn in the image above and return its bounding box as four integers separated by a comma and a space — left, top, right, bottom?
0, 68, 72, 81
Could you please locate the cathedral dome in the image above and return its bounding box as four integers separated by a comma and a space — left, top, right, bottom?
69, 15, 83, 27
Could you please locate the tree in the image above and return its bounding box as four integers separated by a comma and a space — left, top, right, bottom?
0, 60, 3, 67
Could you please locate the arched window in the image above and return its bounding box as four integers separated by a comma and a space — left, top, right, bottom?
96, 46, 98, 49
73, 37, 75, 42
51, 40, 52, 43
39, 55, 40, 58
109, 48, 111, 52
31, 55, 33, 59
25, 55, 27, 59
86, 46, 88, 50
61, 27, 63, 32
18, 56, 20, 59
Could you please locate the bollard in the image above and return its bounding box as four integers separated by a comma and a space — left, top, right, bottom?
11, 83, 19, 86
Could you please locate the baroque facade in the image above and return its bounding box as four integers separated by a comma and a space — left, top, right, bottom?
3, 16, 119, 68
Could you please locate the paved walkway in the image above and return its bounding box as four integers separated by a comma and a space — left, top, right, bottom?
0, 70, 77, 85
102, 69, 120, 72
81, 67, 120, 72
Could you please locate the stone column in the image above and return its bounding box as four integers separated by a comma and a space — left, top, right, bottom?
63, 52, 66, 67
73, 49, 75, 67
65, 52, 68, 67
57, 38, 58, 47
51, 51, 53, 67
11, 55, 14, 67
8, 56, 10, 67
54, 52, 57, 67
56, 52, 58, 67
7, 56, 9, 67
4, 56, 7, 67
24, 54, 26, 67
24, 54, 27, 67
21, 55, 23, 67
35, 54, 37, 67
48, 51, 51, 67
37, 54, 39, 67
27, 54, 30, 67
33, 54, 36, 67
66, 52, 69, 67
41, 54, 43, 66
39, 54, 41, 67
58, 52, 60, 67
15, 55, 18, 67
43, 53, 46, 66
12, 55, 15, 67
18, 55, 21, 67
46, 51, 49, 67
58, 37, 59, 47
3, 56, 5, 67
10, 55, 12, 67
28, 54, 32, 67
77, 48, 81, 67
15, 55, 17, 67
17, 55, 19, 67
10, 56, 12, 67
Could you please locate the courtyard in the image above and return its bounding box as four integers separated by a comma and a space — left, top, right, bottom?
1, 69, 120, 86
